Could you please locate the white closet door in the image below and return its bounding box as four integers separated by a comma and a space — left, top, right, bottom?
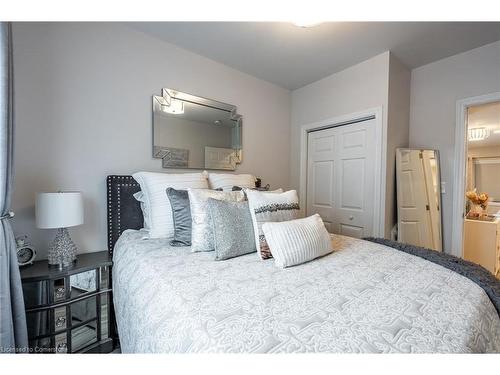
306, 119, 376, 238
306, 130, 336, 233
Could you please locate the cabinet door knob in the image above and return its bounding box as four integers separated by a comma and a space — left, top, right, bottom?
349, 216, 354, 220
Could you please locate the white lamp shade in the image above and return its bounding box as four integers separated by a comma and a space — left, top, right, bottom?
36, 192, 84, 229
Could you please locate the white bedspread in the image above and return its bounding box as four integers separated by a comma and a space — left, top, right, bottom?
113, 230, 500, 353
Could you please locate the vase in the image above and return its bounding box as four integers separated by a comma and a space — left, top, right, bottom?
467, 203, 487, 219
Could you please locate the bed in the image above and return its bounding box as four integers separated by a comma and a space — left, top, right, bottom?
107, 176, 500, 353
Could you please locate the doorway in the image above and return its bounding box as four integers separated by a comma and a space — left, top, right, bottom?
462, 100, 500, 276
452, 92, 500, 259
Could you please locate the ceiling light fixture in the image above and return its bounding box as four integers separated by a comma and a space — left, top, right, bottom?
292, 19, 323, 28
468, 127, 490, 142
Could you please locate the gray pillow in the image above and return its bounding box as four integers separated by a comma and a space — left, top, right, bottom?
188, 189, 245, 252
208, 198, 256, 260
166, 188, 191, 246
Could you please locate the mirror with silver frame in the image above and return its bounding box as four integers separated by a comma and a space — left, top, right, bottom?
152, 88, 242, 170
396, 148, 443, 251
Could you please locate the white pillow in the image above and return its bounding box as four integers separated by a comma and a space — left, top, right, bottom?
132, 171, 209, 238
262, 214, 333, 268
188, 189, 245, 252
246, 189, 301, 260
208, 173, 256, 191
133, 191, 149, 230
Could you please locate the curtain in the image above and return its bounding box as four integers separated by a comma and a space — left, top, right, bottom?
0, 22, 28, 353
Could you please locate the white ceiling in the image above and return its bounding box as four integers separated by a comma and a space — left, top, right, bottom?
468, 101, 500, 148
126, 22, 500, 90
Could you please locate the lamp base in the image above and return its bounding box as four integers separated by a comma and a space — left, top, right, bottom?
47, 227, 77, 268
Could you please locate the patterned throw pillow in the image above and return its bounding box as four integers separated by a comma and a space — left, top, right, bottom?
246, 189, 301, 260
207, 199, 256, 260
188, 189, 245, 252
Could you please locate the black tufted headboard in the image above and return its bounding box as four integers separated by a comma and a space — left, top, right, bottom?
107, 175, 143, 256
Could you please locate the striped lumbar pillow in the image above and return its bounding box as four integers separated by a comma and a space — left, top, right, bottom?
246, 189, 300, 260
262, 214, 333, 268
208, 173, 256, 192
132, 171, 209, 239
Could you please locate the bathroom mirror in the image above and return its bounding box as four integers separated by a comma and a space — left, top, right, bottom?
152, 88, 242, 170
396, 148, 443, 251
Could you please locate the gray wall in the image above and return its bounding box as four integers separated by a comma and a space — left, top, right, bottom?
290, 52, 390, 190
409, 40, 500, 253
290, 51, 410, 238
386, 54, 411, 237
12, 23, 291, 259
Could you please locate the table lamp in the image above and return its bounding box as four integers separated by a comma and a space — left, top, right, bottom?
36, 191, 84, 267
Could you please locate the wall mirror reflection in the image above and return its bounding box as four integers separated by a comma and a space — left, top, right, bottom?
152, 88, 242, 170
396, 148, 443, 251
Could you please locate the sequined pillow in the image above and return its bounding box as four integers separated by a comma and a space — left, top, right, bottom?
188, 189, 245, 252
246, 189, 301, 260
208, 199, 256, 260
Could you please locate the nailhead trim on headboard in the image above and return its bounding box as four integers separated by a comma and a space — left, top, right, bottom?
107, 175, 142, 256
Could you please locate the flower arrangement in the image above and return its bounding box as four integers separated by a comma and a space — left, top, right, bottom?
466, 189, 489, 218
466, 189, 489, 208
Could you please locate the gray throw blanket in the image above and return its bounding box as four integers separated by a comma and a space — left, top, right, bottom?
364, 237, 500, 317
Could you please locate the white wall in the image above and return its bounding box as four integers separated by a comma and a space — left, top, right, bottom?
290, 51, 410, 237
12, 22, 291, 259
468, 145, 500, 158
386, 54, 411, 236
409, 41, 500, 253
290, 52, 390, 188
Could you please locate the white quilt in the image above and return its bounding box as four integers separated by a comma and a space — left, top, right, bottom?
113, 230, 500, 353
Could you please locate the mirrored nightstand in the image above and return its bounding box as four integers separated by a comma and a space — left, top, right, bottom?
20, 251, 115, 353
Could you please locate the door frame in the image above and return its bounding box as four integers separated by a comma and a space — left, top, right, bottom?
299, 107, 386, 237
451, 91, 500, 257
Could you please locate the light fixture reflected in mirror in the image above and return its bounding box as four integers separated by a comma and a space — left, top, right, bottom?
468, 127, 490, 141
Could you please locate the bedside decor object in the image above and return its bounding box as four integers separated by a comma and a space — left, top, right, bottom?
20, 251, 115, 353
16, 235, 36, 266
466, 189, 489, 219
36, 192, 84, 267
